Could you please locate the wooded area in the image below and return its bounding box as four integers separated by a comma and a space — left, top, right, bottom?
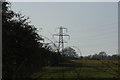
2, 2, 63, 80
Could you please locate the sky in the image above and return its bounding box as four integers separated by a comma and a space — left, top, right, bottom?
10, 2, 118, 56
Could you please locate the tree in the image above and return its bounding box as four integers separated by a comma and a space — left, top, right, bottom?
99, 51, 107, 56
2, 2, 62, 80
98, 51, 107, 60
2, 2, 43, 80
92, 54, 99, 60
62, 47, 78, 59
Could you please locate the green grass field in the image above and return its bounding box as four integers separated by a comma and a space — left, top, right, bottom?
31, 60, 119, 80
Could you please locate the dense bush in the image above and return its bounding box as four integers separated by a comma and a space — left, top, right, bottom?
2, 2, 61, 80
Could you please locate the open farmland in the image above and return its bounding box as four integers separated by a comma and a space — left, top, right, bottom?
31, 60, 119, 80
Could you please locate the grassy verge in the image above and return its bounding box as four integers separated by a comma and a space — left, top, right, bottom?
31, 60, 119, 80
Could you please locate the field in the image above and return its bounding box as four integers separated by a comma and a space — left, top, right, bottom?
31, 60, 119, 80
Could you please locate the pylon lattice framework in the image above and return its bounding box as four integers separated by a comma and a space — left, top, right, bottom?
53, 26, 70, 55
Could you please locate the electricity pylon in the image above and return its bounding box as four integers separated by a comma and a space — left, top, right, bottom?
53, 26, 70, 55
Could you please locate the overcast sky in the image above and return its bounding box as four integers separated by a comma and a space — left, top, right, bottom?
11, 2, 118, 56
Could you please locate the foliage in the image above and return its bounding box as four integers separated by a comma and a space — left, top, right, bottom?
2, 2, 61, 80
83, 52, 118, 60
62, 47, 79, 59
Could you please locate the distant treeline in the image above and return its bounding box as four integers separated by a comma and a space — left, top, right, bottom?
82, 51, 119, 60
